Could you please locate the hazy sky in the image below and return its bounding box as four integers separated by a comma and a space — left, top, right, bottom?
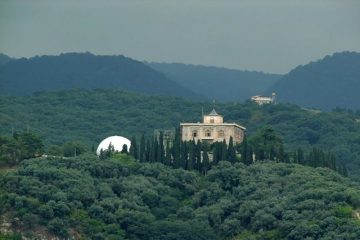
0, 0, 359, 73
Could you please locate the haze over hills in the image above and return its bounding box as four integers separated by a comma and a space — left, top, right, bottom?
0, 53, 12, 66
0, 52, 202, 100
148, 62, 282, 102
267, 51, 360, 111
1, 51, 360, 111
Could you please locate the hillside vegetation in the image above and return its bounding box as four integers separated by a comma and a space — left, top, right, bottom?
267, 51, 360, 110
1, 154, 360, 239
1, 89, 360, 179
0, 53, 201, 100
148, 62, 281, 102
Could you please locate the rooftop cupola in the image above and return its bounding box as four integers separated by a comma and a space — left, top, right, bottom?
203, 109, 223, 124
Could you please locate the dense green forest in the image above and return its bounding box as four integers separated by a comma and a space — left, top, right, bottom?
1, 89, 360, 179
0, 53, 201, 100
1, 154, 360, 239
147, 62, 281, 101
267, 51, 360, 110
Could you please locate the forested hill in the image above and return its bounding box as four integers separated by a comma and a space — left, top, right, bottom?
2, 89, 360, 180
0, 52, 201, 99
148, 62, 281, 101
267, 51, 360, 110
1, 155, 360, 239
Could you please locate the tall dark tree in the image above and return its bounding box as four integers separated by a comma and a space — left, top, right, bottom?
158, 131, 165, 163
297, 148, 305, 165
121, 144, 128, 154
277, 145, 285, 162
180, 141, 188, 169
202, 148, 210, 175
212, 143, 220, 164
145, 139, 151, 162
227, 136, 236, 163
129, 136, 138, 159
173, 131, 181, 168
241, 135, 248, 164
245, 145, 253, 165
165, 141, 172, 166
139, 134, 146, 162
150, 137, 158, 162
195, 140, 202, 171
187, 140, 195, 170
221, 140, 227, 161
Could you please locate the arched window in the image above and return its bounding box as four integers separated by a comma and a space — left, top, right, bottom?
205, 130, 211, 137
218, 130, 224, 137
192, 130, 197, 137
210, 118, 214, 123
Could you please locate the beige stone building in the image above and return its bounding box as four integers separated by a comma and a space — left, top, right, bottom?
180, 109, 246, 144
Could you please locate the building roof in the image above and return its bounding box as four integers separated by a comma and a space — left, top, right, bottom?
208, 109, 219, 116
180, 122, 246, 130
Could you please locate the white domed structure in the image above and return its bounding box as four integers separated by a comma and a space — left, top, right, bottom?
96, 135, 131, 155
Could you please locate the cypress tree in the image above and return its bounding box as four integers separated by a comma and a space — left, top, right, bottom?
187, 140, 195, 170
212, 143, 219, 164
140, 134, 145, 162
202, 148, 210, 175
221, 139, 227, 161
145, 139, 151, 162
159, 131, 165, 163
173, 132, 181, 168
297, 148, 304, 165
129, 136, 138, 160
269, 145, 275, 161
121, 144, 128, 154
154, 137, 160, 162
277, 145, 285, 162
245, 145, 253, 165
241, 135, 248, 164
257, 148, 265, 161
329, 153, 336, 170
292, 150, 298, 164
180, 141, 188, 169
150, 137, 158, 162
165, 141, 172, 166
195, 140, 202, 171
342, 165, 349, 177
227, 136, 236, 163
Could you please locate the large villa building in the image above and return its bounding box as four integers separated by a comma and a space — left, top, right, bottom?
180, 109, 246, 144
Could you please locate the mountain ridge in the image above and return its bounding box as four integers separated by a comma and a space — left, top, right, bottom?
0, 52, 202, 100
266, 51, 360, 110
147, 62, 282, 102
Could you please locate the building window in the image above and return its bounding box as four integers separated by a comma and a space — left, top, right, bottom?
205, 130, 211, 137
210, 118, 214, 123
192, 130, 197, 137
218, 130, 224, 137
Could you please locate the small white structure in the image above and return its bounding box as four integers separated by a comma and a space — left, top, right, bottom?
251, 93, 276, 105
96, 135, 131, 155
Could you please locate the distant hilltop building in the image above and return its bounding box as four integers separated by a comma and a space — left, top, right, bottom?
180, 109, 246, 144
251, 93, 276, 105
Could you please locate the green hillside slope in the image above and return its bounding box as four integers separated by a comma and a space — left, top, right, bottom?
1, 89, 360, 180
267, 51, 360, 110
